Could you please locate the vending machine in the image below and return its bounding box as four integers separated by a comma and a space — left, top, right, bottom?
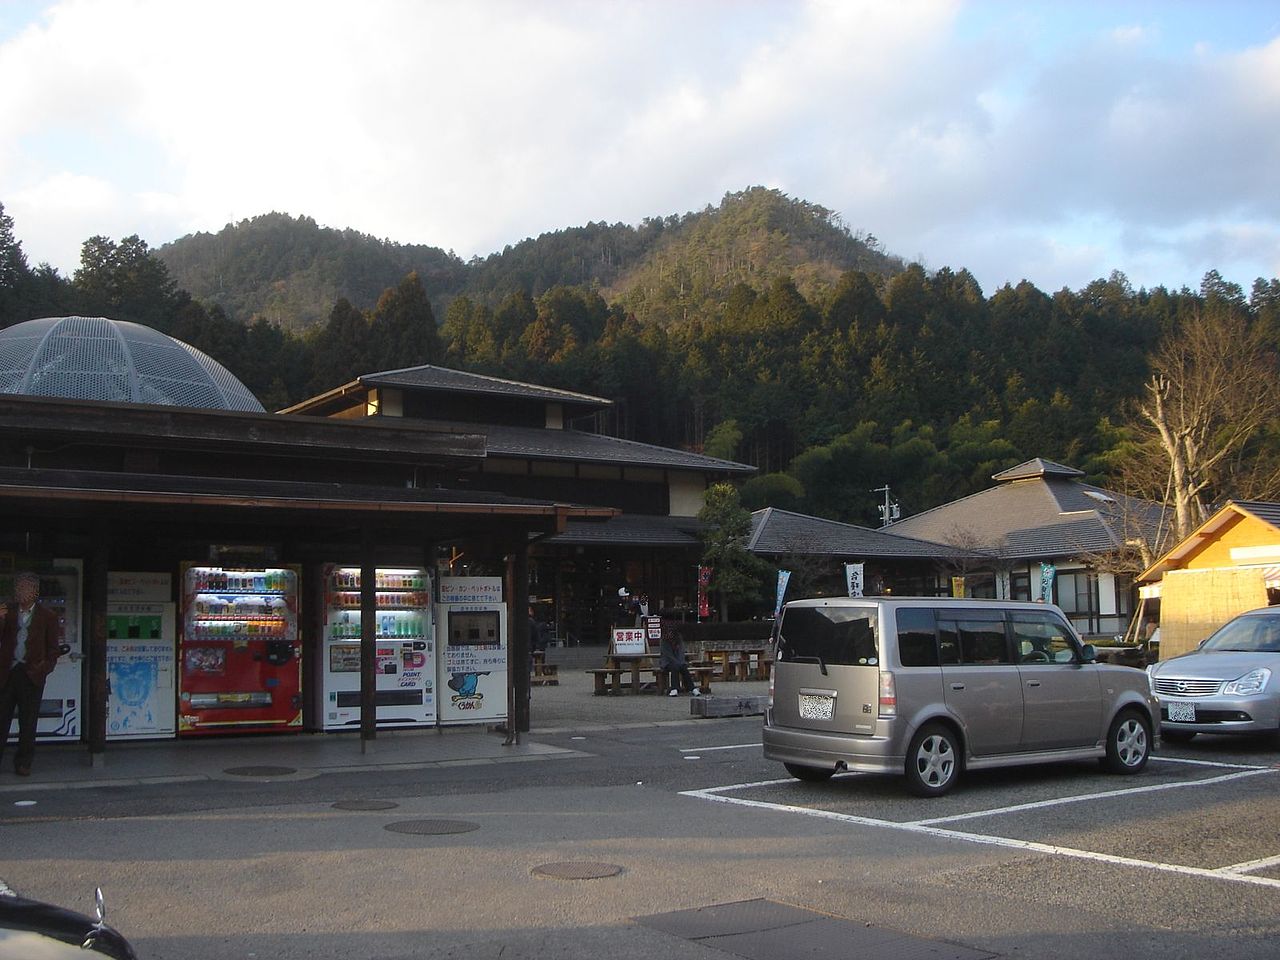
319, 564, 435, 730
106, 600, 176, 740
436, 577, 507, 726
178, 564, 302, 736
1, 560, 81, 743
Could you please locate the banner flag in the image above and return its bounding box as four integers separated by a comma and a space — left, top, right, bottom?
845, 563, 864, 597
697, 565, 713, 618
1039, 562, 1056, 602
774, 569, 791, 618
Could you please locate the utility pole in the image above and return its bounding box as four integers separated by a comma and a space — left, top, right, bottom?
872, 485, 900, 528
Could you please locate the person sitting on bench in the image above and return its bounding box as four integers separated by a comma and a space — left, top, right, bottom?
659, 626, 700, 697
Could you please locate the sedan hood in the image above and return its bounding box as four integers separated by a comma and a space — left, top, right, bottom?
1153, 650, 1279, 681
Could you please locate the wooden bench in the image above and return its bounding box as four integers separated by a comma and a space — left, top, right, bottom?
530, 662, 559, 685
654, 665, 715, 694
586, 666, 662, 695
530, 651, 559, 685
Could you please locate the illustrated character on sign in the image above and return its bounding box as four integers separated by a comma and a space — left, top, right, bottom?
448, 671, 490, 701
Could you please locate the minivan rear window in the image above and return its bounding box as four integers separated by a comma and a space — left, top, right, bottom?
778, 606, 878, 666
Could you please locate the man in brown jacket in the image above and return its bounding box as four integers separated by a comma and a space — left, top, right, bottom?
0, 571, 62, 775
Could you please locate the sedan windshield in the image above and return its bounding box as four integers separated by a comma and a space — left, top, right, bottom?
1201, 614, 1280, 653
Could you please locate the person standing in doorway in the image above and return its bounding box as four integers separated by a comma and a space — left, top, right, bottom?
0, 572, 62, 776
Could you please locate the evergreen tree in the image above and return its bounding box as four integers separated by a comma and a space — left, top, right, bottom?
698, 483, 772, 619
368, 271, 439, 372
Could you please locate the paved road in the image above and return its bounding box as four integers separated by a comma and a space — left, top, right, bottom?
2, 686, 1278, 959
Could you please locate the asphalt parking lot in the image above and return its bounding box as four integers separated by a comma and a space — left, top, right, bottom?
683, 734, 1280, 889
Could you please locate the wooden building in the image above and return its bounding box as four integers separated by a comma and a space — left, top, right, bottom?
282, 365, 756, 643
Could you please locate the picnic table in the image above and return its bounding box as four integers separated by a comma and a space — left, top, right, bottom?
585, 652, 715, 695
703, 647, 772, 681
530, 650, 559, 685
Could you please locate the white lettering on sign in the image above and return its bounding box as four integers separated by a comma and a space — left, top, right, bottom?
107, 572, 173, 603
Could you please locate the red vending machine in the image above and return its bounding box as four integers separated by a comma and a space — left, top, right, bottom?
178, 564, 302, 736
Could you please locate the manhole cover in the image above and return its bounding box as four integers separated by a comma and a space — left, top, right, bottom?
384, 819, 480, 836
332, 799, 399, 811
223, 765, 297, 777
532, 861, 624, 880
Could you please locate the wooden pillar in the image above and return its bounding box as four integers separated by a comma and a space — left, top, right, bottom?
509, 543, 531, 735
360, 535, 376, 751
87, 528, 109, 766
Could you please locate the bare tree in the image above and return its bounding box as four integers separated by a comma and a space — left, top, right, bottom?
1136, 308, 1280, 540
939, 525, 1006, 594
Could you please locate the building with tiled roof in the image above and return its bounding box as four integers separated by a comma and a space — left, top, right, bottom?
284, 364, 755, 642
746, 507, 974, 598
884, 458, 1163, 637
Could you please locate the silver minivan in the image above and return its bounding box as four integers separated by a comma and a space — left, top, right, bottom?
763, 597, 1159, 796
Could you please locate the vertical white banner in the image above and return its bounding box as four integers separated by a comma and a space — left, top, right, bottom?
845, 562, 864, 597
774, 570, 791, 619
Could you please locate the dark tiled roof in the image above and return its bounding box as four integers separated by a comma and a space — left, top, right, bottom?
748, 508, 962, 559
546, 514, 708, 547
481, 423, 755, 474
363, 365, 611, 408
992, 458, 1084, 481
0, 466, 608, 514
886, 472, 1158, 560
1235, 501, 1280, 529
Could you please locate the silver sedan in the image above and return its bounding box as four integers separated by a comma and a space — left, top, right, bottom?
1148, 606, 1280, 743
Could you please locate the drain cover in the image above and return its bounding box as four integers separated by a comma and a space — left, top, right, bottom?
223, 765, 297, 777
332, 799, 399, 811
532, 861, 624, 880
384, 819, 480, 835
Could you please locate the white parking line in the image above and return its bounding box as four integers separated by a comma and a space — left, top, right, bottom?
910, 769, 1272, 826
681, 765, 1280, 891
679, 743, 761, 753
1215, 853, 1280, 876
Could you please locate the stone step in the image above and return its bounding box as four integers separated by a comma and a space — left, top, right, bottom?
690, 695, 768, 719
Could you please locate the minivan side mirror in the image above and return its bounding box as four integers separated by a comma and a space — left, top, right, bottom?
1080, 643, 1097, 662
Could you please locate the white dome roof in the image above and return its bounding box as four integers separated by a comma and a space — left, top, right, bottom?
0, 316, 264, 412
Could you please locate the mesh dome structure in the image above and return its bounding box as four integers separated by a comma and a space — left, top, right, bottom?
0, 316, 265, 412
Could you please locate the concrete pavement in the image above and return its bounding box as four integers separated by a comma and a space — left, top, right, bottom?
0, 648, 769, 792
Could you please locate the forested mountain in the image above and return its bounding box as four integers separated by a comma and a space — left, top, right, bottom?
4, 194, 1278, 528
156, 188, 900, 330
156, 213, 467, 331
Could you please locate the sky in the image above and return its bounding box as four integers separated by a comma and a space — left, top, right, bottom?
2, 0, 1279, 297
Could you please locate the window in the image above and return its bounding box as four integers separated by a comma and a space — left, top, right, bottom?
1010, 612, 1079, 663
778, 606, 878, 666
938, 615, 1010, 665
1056, 570, 1101, 636
1011, 572, 1031, 602
895, 608, 938, 667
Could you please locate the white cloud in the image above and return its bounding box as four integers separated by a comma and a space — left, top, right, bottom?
0, 0, 1277, 296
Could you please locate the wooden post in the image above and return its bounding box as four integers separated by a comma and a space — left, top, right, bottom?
360, 536, 376, 751
87, 530, 109, 766
510, 544, 530, 735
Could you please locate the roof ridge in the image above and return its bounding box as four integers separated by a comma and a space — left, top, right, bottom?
365, 364, 612, 404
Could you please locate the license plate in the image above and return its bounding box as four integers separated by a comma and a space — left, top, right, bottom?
1167, 700, 1196, 722
798, 694, 834, 721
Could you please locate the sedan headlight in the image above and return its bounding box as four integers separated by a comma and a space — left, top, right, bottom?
1223, 668, 1271, 696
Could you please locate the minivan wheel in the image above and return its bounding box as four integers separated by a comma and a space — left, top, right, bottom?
1103, 710, 1151, 774
905, 723, 960, 797
783, 762, 836, 783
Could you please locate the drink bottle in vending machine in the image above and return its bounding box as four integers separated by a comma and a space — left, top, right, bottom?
177, 563, 302, 735
319, 564, 436, 730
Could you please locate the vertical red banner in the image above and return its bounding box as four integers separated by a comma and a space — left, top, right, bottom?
697, 565, 713, 618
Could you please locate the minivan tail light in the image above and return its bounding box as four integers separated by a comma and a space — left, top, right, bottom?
768, 663, 774, 708
878, 671, 896, 717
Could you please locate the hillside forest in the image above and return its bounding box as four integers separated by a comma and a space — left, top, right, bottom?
2, 188, 1278, 532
